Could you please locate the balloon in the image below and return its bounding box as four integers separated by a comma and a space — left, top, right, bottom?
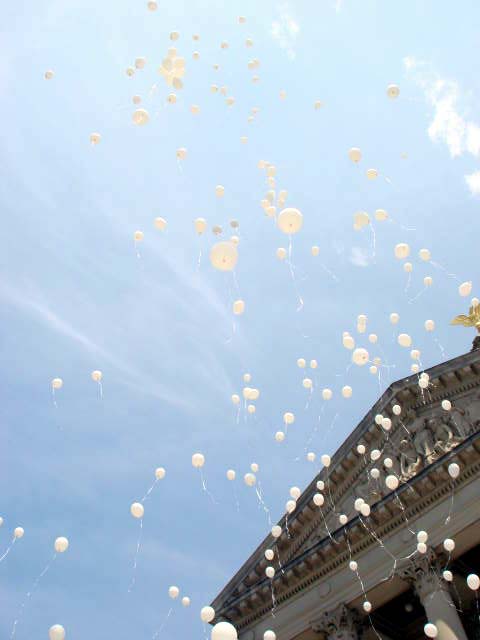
277, 208, 303, 234
404, 262, 413, 273
411, 349, 420, 360
215, 185, 225, 198
231, 394, 240, 405
419, 248, 431, 261
386, 84, 400, 99
467, 574, 480, 590
192, 453, 205, 468
441, 399, 452, 411
353, 211, 370, 229
250, 463, 259, 473
397, 334, 412, 348
424, 623, 438, 638
243, 372, 252, 382
297, 358, 306, 368
276, 247, 287, 260
443, 570, 453, 581
348, 147, 362, 163
130, 502, 144, 519
289, 486, 301, 500
211, 224, 223, 236
135, 57, 146, 69
322, 388, 332, 400
313, 493, 324, 507
238, 15, 246, 23
385, 475, 399, 490
392, 404, 401, 415
44, 70, 54, 80
424, 276, 433, 287
226, 469, 236, 481
339, 514, 347, 524
384, 457, 393, 468
366, 168, 378, 180
182, 596, 191, 607
371, 468, 380, 479
342, 385, 352, 398
275, 431, 285, 442
317, 480, 325, 491
169, 585, 180, 599
271, 525, 282, 538
417, 531, 428, 543
302, 378, 312, 389
147, 1, 157, 10
14, 527, 24, 538
200, 606, 215, 623
443, 538, 455, 552
321, 454, 331, 467
375, 208, 388, 221
360, 503, 370, 517
352, 348, 369, 366
307, 452, 316, 462
49, 625, 65, 640
210, 241, 238, 271
126, 66, 135, 77
310, 359, 317, 369
245, 38, 253, 47
54, 537, 69, 553
90, 133, 101, 145
314, 100, 323, 110
0, 517, 3, 527
459, 281, 472, 297
283, 412, 295, 425
425, 319, 435, 332
134, 230, 144, 242
132, 108, 149, 125
265, 548, 274, 560
279, 90, 287, 100
233, 300, 245, 315
448, 462, 460, 479
311, 245, 320, 256
363, 601, 372, 613
285, 500, 296, 514
91, 370, 102, 382
357, 444, 366, 455
390, 312, 400, 324
370, 449, 381, 461
381, 417, 392, 431
170, 31, 180, 41
194, 218, 207, 235
368, 334, 378, 344
211, 622, 238, 640
52, 378, 63, 390
354, 498, 365, 512
154, 217, 167, 231
226, 96, 235, 106
132, 95, 142, 105
155, 467, 166, 479
191, 104, 200, 114
394, 243, 410, 259
176, 147, 187, 160
343, 334, 355, 349
244, 473, 256, 487
264, 631, 276, 640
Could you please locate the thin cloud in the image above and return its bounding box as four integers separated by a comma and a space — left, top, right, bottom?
271, 3, 300, 60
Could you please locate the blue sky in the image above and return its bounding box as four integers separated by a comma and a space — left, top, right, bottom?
1, 1, 479, 638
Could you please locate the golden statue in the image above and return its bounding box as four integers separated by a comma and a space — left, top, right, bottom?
451, 303, 480, 333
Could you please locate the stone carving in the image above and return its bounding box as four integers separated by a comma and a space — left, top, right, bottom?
398, 550, 447, 602
399, 437, 422, 479
311, 603, 360, 639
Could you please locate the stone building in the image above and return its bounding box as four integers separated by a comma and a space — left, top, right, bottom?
211, 348, 480, 639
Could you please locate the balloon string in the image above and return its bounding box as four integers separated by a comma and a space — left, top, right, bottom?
287, 236, 304, 311
445, 479, 456, 525
320, 262, 339, 282
369, 223, 376, 261
52, 388, 58, 409
152, 607, 173, 640
98, 381, 103, 400
433, 336, 446, 359
134, 240, 141, 259
199, 470, 217, 504
270, 580, 277, 616
430, 260, 458, 281
10, 553, 57, 639
255, 483, 272, 527
128, 518, 143, 593
0, 537, 16, 564
196, 248, 202, 272
141, 478, 159, 502
404, 271, 412, 293
407, 286, 426, 304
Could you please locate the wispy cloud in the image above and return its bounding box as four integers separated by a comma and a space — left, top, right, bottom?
404, 57, 480, 189
349, 247, 370, 267
465, 170, 480, 196
271, 3, 300, 60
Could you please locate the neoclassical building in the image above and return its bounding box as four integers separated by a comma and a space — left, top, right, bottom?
212, 346, 480, 639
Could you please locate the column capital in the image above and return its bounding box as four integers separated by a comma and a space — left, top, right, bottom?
311, 603, 360, 639
398, 550, 445, 601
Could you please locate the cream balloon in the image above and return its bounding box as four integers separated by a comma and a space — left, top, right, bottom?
283, 412, 295, 425
130, 502, 144, 519
394, 243, 410, 259
168, 585, 180, 599
226, 469, 236, 481
45, 70, 54, 80
194, 218, 207, 235
386, 84, 400, 99
91, 370, 102, 382
155, 467, 166, 480
132, 108, 149, 125
90, 133, 101, 145
277, 208, 303, 235
49, 625, 65, 640
467, 574, 480, 590
397, 334, 412, 348
244, 473, 256, 487
14, 527, 24, 538
342, 385, 352, 398
200, 606, 215, 623
233, 300, 245, 315
182, 596, 191, 607
192, 453, 205, 468
385, 475, 399, 491
459, 281, 472, 297
54, 537, 69, 553
352, 348, 369, 366
154, 217, 167, 231
210, 241, 238, 271
348, 147, 362, 163
424, 623, 438, 638
52, 378, 63, 390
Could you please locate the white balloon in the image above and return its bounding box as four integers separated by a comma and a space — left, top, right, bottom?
357, 444, 366, 455
226, 469, 236, 481
233, 300, 245, 315
90, 132, 101, 145
417, 530, 428, 543
132, 108, 149, 125
285, 500, 296, 514
448, 462, 460, 479
313, 493, 324, 507
194, 218, 207, 235
275, 431, 285, 442
354, 498, 365, 511
14, 527, 24, 539
176, 147, 187, 159
265, 549, 274, 561
424, 623, 438, 638
192, 453, 205, 468
404, 262, 413, 273
443, 538, 455, 552
348, 147, 362, 163
349, 560, 358, 571
360, 503, 370, 517
394, 243, 410, 259
339, 514, 348, 524
244, 473, 256, 487
52, 378, 63, 390
307, 452, 316, 462
375, 208, 388, 221
390, 312, 400, 324
342, 385, 352, 398
277, 208, 303, 235
311, 245, 320, 256
343, 334, 355, 350
283, 412, 295, 425
297, 358, 306, 368
54, 537, 69, 553
352, 347, 369, 366
200, 606, 215, 623
419, 248, 431, 262
211, 622, 238, 640
424, 276, 433, 287
425, 319, 435, 332
370, 449, 381, 461
363, 601, 372, 613
302, 378, 313, 389
231, 394, 240, 405
271, 525, 282, 538
169, 585, 180, 599
182, 596, 191, 607
155, 467, 166, 480
441, 399, 452, 411
130, 502, 144, 519
45, 70, 55, 80
49, 625, 65, 640
322, 388, 333, 400
381, 417, 392, 431
386, 84, 400, 99
443, 570, 453, 582
134, 230, 144, 242
210, 241, 238, 271
385, 475, 399, 491
276, 247, 287, 260
366, 168, 378, 180
154, 217, 167, 231
397, 333, 412, 348
370, 468, 380, 479
310, 359, 318, 369
321, 454, 331, 467
215, 185, 225, 198
316, 480, 325, 491
368, 333, 378, 344
459, 281, 472, 297
467, 574, 480, 590
392, 404, 401, 415
417, 542, 427, 554
263, 631, 276, 640
289, 486, 301, 500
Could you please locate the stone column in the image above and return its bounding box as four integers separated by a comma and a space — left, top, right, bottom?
311, 603, 360, 639
399, 553, 467, 640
